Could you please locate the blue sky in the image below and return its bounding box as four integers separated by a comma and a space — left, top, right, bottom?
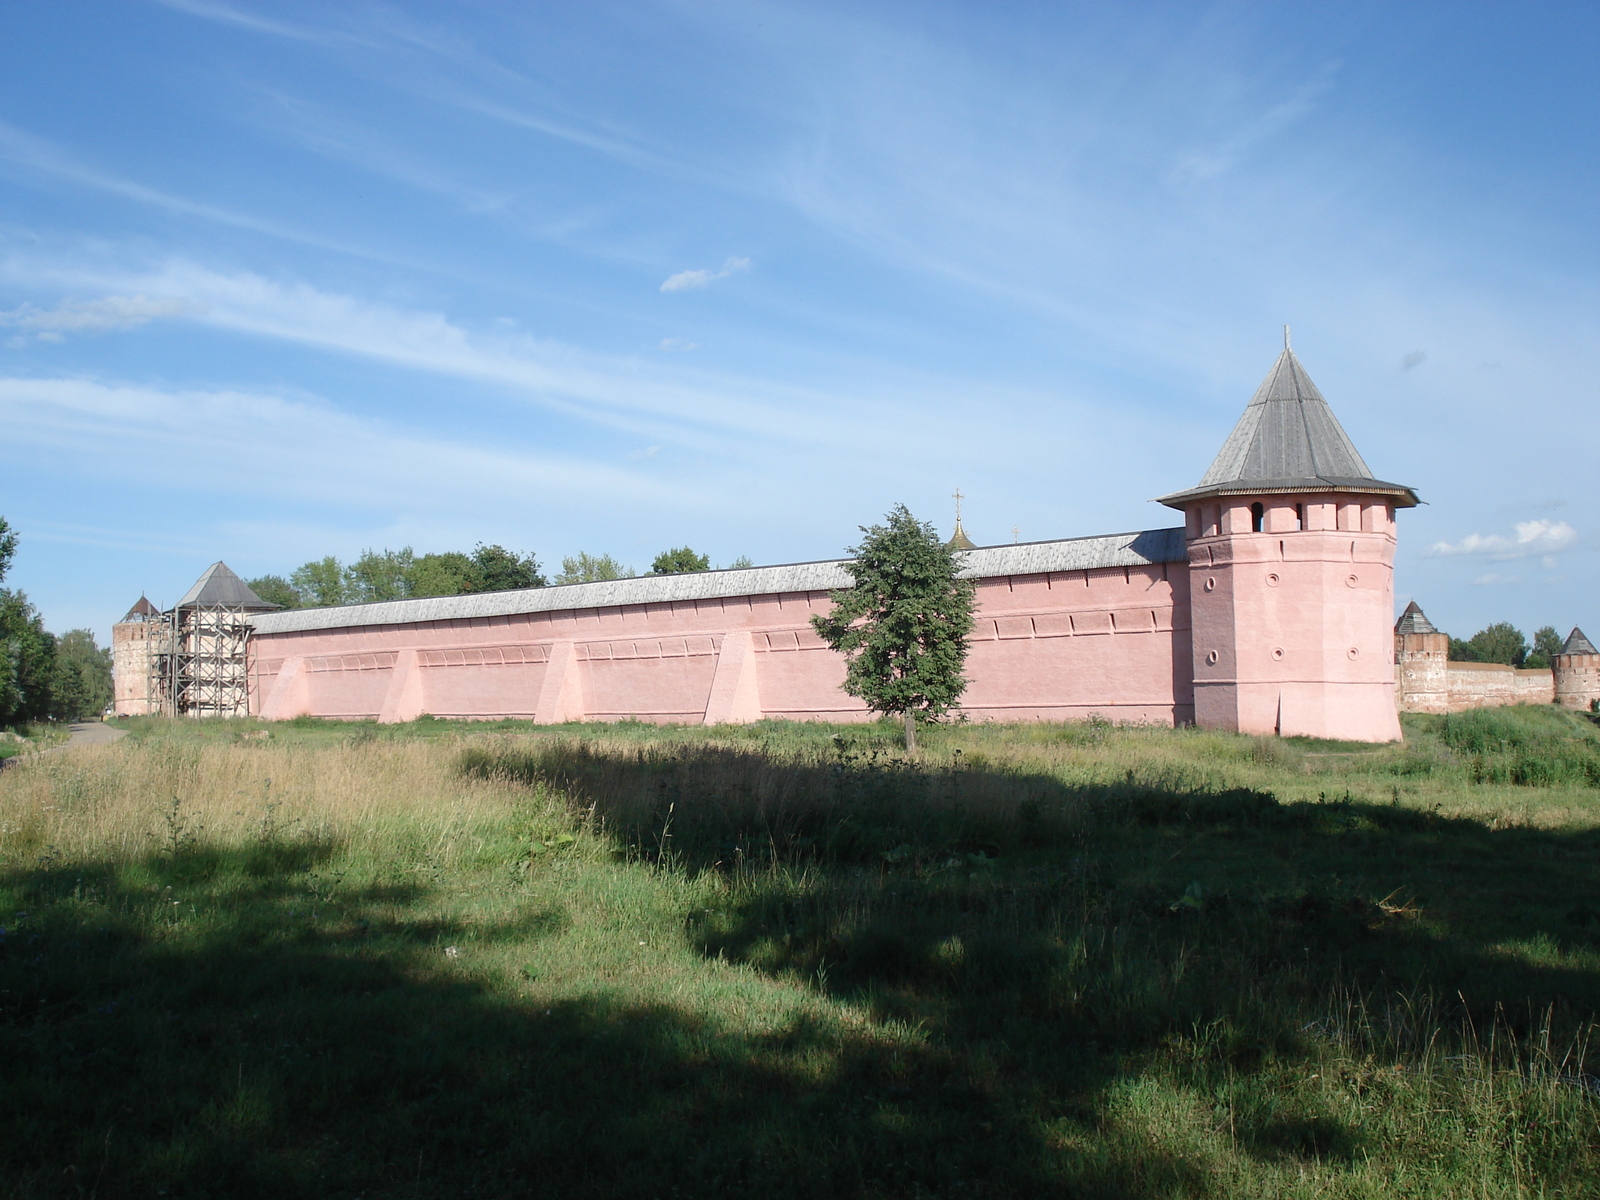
1, 1, 1595, 645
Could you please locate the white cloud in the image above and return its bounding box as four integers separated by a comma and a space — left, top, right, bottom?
660, 257, 750, 292
0, 295, 191, 341
1424, 519, 1579, 561
1471, 573, 1522, 586
1401, 350, 1426, 370
658, 337, 698, 352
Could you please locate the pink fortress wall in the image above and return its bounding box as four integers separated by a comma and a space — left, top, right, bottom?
249, 560, 1194, 727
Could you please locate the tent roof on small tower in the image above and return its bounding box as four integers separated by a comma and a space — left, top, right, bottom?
119, 595, 161, 622
1394, 601, 1437, 635
1158, 343, 1419, 510
1561, 627, 1598, 656
175, 562, 279, 611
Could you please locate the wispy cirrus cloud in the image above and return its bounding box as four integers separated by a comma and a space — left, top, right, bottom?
1, 295, 192, 343
0, 376, 677, 515
1424, 519, 1579, 561
1166, 69, 1338, 184
660, 257, 750, 293
151, 0, 362, 47
0, 120, 402, 264
0, 254, 922, 456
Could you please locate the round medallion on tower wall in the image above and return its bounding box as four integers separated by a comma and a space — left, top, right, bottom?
1265, 573, 1280, 587
1347, 647, 1360, 660
1205, 650, 1219, 665
1346, 574, 1359, 588
1271, 647, 1284, 661
1204, 577, 1217, 592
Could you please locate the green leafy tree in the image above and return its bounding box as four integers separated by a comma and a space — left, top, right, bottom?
554, 553, 633, 585
0, 592, 54, 726
291, 557, 350, 607
0, 517, 14, 582
49, 629, 112, 721
1453, 622, 1529, 667
468, 544, 546, 592
0, 519, 56, 727
725, 555, 754, 570
1526, 625, 1563, 671
810, 505, 976, 752
410, 552, 479, 598
346, 548, 416, 604
245, 575, 301, 610
650, 546, 711, 575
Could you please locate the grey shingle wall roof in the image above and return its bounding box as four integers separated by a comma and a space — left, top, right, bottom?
1202, 349, 1373, 484
1394, 601, 1438, 635
177, 562, 279, 611
1158, 349, 1416, 508
249, 528, 1186, 636
1562, 627, 1598, 656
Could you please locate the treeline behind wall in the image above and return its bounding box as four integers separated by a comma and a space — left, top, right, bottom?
1448, 622, 1564, 670
248, 544, 747, 611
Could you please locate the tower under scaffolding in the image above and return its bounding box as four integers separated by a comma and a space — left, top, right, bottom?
116, 563, 278, 717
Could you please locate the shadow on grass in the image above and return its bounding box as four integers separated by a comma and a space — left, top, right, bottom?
0, 838, 1233, 1200
478, 743, 1600, 1182
7, 754, 1600, 1196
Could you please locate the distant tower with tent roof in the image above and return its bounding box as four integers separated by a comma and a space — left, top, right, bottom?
1554, 627, 1600, 712
111, 563, 278, 717
111, 596, 163, 717
1393, 600, 1449, 714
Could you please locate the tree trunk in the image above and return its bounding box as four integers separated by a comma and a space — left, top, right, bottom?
903, 709, 917, 754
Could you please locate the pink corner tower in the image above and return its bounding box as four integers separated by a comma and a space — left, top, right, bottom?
1157, 335, 1419, 742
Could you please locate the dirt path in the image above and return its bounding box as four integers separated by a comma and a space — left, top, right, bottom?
61, 721, 127, 749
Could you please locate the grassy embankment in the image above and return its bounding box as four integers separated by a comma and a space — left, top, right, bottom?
3, 706, 1600, 1198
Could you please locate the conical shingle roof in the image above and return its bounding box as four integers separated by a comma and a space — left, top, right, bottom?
1158, 346, 1418, 509
119, 595, 161, 622
1560, 627, 1598, 657
176, 562, 279, 611
1394, 601, 1437, 635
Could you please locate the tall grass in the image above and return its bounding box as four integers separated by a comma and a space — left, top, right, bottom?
1441, 706, 1600, 787
0, 737, 575, 868
3, 713, 1599, 1197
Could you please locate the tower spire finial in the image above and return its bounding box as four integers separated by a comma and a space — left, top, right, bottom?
1284, 324, 1291, 350
946, 487, 976, 550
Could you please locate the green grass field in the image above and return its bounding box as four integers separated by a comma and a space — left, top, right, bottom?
3, 706, 1599, 1198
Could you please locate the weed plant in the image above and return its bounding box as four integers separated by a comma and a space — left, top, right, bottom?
2, 708, 1598, 1197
